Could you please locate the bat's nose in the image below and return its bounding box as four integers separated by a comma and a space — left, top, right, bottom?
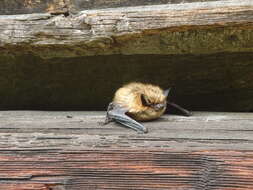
154, 103, 165, 111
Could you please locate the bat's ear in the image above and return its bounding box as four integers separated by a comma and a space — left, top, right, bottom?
163, 88, 171, 98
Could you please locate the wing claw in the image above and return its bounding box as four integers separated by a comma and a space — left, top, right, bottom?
105, 102, 148, 133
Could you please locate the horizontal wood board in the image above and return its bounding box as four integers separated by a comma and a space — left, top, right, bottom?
0, 0, 252, 58
0, 111, 253, 189
0, 0, 220, 15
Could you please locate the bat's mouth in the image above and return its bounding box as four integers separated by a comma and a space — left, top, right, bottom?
152, 103, 166, 111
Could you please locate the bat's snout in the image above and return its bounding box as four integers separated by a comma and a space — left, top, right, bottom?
153, 103, 166, 111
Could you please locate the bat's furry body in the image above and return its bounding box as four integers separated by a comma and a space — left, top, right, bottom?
113, 82, 167, 121
105, 82, 191, 133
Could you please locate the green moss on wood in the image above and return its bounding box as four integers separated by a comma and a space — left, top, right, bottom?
1, 25, 253, 59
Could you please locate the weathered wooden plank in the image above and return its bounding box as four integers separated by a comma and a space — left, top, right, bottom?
1, 150, 253, 189
0, 111, 253, 189
0, 0, 68, 15
0, 1, 252, 112
0, 0, 252, 58
0, 0, 223, 15
1, 111, 253, 150
0, 0, 252, 111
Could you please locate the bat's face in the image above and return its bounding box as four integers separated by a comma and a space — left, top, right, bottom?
135, 90, 167, 121
112, 82, 170, 122
141, 87, 168, 112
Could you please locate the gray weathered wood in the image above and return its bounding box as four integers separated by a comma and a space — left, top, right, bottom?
1, 111, 253, 150
0, 0, 67, 15
0, 0, 252, 58
0, 0, 225, 15
0, 111, 253, 190
0, 1, 253, 113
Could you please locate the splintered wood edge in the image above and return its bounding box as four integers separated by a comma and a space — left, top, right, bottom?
0, 0, 252, 58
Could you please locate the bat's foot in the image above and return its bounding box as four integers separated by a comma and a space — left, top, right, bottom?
184, 111, 193, 117
99, 111, 115, 126
98, 102, 115, 126
98, 121, 109, 126
99, 117, 113, 126
137, 126, 148, 134
167, 102, 192, 117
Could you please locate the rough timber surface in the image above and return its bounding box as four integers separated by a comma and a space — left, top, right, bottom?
0, 0, 219, 15
0, 0, 252, 58
0, 111, 253, 189
0, 0, 253, 111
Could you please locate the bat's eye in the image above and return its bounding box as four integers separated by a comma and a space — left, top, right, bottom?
141, 94, 151, 106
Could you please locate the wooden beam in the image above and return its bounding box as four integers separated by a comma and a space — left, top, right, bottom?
0, 111, 253, 189
1, 111, 253, 150
0, 0, 227, 15
0, 0, 252, 58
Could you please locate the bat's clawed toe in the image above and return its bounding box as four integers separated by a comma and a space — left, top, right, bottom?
184, 111, 193, 117
139, 126, 148, 134
167, 102, 192, 117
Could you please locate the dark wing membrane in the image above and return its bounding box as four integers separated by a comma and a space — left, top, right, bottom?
106, 102, 148, 133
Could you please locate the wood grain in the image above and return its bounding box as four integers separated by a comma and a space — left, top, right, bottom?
0, 0, 68, 15
0, 0, 252, 58
0, 0, 220, 15
0, 111, 253, 189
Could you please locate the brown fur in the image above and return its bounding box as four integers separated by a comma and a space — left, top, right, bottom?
113, 82, 167, 121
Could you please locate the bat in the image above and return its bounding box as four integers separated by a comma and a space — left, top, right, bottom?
104, 82, 191, 133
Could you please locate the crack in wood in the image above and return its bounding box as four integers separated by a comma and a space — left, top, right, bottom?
0, 113, 253, 189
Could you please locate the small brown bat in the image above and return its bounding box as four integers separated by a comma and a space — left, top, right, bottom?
104, 82, 191, 133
